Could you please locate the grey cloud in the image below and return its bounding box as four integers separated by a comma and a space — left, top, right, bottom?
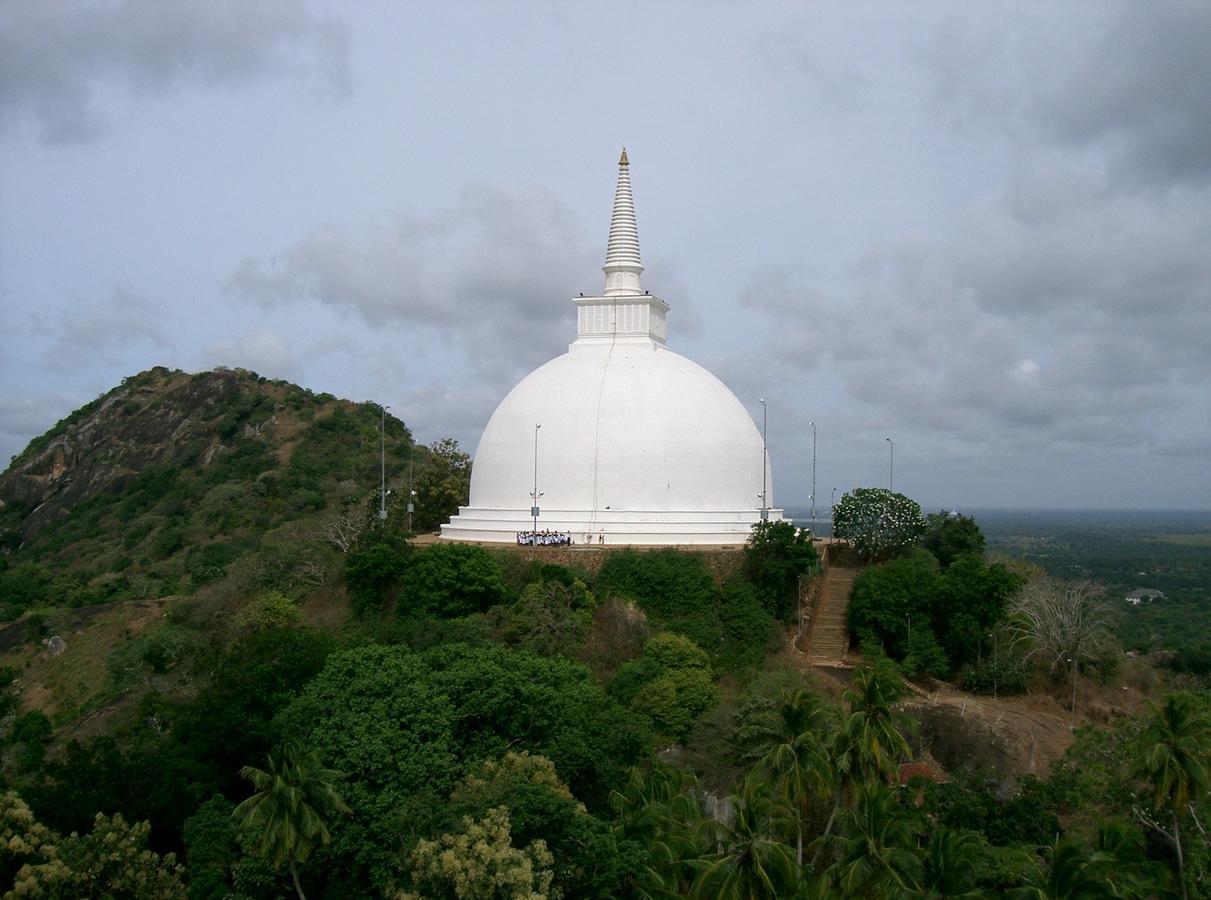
199, 328, 300, 381
226, 182, 598, 385
44, 285, 172, 372
0, 391, 83, 466
743, 196, 1210, 456
1035, 1, 1211, 186
0, 0, 349, 144
931, 2, 1211, 188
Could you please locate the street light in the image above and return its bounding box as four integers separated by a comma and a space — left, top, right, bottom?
989, 632, 998, 700
885, 437, 894, 492
830, 487, 837, 539
530, 424, 543, 543
378, 404, 389, 521
407, 451, 415, 533
759, 399, 768, 521
809, 420, 817, 532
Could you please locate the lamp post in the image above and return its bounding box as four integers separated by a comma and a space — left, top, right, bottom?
885, 437, 894, 492
759, 398, 768, 521
830, 486, 837, 539
809, 420, 817, 532
989, 632, 998, 700
530, 424, 543, 544
407, 452, 415, 533
378, 404, 389, 521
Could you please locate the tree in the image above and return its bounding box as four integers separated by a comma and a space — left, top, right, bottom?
1, 792, 185, 899
447, 752, 634, 899
825, 785, 922, 899
494, 578, 595, 657
840, 664, 912, 788
690, 781, 802, 900
1011, 835, 1118, 900
598, 548, 774, 673
233, 742, 352, 900
1007, 576, 1113, 675
738, 688, 835, 865
811, 664, 913, 872
921, 512, 986, 569
832, 489, 926, 561
344, 528, 412, 615
742, 521, 819, 621
412, 438, 471, 533
613, 633, 718, 744
609, 764, 705, 898
1136, 692, 1211, 900
399, 806, 555, 900
276, 644, 649, 892
911, 825, 988, 899
402, 542, 509, 617
846, 549, 939, 661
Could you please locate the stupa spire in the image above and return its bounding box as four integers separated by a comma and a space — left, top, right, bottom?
602, 147, 644, 296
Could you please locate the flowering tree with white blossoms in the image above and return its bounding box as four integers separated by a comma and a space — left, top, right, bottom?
832, 488, 926, 560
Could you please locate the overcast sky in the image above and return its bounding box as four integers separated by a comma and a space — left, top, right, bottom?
2, 1, 1208, 511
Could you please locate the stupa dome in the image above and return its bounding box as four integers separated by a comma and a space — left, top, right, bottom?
441, 151, 781, 544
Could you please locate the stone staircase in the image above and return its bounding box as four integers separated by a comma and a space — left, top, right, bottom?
800, 543, 862, 666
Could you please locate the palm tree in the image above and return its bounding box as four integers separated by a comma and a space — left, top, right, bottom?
610, 763, 705, 898
1085, 821, 1167, 899
911, 826, 990, 899
1136, 692, 1211, 900
842, 663, 913, 787
739, 688, 836, 865
233, 741, 352, 900
823, 783, 922, 898
690, 781, 802, 900
811, 664, 913, 871
1010, 836, 1108, 900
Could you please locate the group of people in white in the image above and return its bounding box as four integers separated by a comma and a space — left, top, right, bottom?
516, 530, 573, 546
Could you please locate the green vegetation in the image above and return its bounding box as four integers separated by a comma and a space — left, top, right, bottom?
982, 510, 1211, 676
1, 381, 1209, 897
833, 488, 926, 560
742, 520, 819, 621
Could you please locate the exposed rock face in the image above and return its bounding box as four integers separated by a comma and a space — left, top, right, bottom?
0, 367, 282, 541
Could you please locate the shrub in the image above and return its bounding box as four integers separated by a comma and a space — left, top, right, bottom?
742, 520, 818, 621
403, 543, 509, 617
961, 659, 1029, 696
833, 488, 926, 560
344, 530, 412, 616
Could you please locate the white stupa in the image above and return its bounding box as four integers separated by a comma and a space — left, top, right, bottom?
441, 151, 782, 545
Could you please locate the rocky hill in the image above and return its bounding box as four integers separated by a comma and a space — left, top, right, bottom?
0, 367, 435, 621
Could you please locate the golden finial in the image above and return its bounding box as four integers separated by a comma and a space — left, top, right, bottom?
619, 147, 629, 167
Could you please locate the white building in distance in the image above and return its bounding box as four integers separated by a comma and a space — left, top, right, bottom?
441, 151, 782, 545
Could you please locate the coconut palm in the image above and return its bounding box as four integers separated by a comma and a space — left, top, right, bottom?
1085, 821, 1167, 899
1010, 836, 1109, 900
910, 826, 991, 899
233, 741, 352, 900
811, 664, 913, 871
691, 780, 802, 900
610, 763, 705, 898
739, 688, 836, 864
842, 663, 913, 787
823, 783, 922, 898
1136, 692, 1211, 900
